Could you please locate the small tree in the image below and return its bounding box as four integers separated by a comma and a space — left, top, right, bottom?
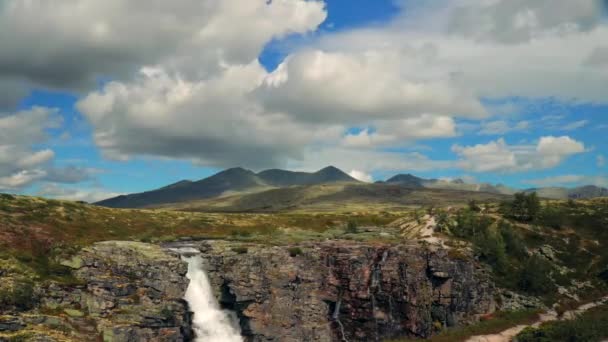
346, 220, 358, 234
468, 199, 481, 212
503, 192, 541, 222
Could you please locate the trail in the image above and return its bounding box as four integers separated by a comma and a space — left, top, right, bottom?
466, 296, 608, 342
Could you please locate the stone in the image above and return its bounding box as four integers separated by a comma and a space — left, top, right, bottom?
0, 316, 25, 332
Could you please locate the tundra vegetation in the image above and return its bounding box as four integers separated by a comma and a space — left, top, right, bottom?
1, 192, 607, 341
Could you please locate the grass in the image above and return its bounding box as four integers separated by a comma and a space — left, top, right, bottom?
388, 310, 540, 342
0, 194, 406, 282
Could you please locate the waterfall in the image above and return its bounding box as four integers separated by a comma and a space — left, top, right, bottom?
181, 252, 243, 342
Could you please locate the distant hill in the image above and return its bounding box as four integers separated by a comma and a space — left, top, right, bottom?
96, 166, 608, 209
160, 183, 510, 213
525, 185, 608, 200
383, 174, 608, 200
96, 166, 358, 208
385, 174, 428, 187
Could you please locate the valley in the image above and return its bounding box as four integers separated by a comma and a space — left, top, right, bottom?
1, 170, 608, 341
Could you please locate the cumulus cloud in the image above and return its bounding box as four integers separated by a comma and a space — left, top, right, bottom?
0, 107, 95, 190
448, 0, 605, 43
453, 136, 585, 173
288, 148, 453, 175
342, 115, 456, 148
0, 0, 326, 91
77, 65, 344, 169
0, 107, 56, 189
2, 0, 604, 181
585, 46, 608, 67
258, 50, 487, 123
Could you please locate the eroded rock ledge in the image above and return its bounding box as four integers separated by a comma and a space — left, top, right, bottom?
168, 240, 496, 342
1, 240, 495, 341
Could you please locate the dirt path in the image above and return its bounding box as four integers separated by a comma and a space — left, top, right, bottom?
465, 296, 608, 342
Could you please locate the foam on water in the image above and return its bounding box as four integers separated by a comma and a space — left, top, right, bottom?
182, 253, 243, 342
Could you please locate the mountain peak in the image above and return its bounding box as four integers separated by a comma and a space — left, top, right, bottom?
385, 174, 425, 187
313, 166, 358, 182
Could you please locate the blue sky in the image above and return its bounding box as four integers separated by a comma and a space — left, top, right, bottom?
0, 0, 607, 201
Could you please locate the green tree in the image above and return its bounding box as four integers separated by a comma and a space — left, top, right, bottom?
517, 255, 555, 295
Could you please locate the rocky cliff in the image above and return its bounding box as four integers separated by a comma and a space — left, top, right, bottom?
1, 240, 495, 341
1, 241, 192, 341
170, 240, 496, 342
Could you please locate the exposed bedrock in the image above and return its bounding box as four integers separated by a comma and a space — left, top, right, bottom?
173, 240, 496, 342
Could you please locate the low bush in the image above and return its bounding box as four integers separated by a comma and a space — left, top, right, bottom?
288, 247, 303, 257
231, 247, 248, 254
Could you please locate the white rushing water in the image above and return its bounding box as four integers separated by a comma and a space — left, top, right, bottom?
181, 253, 243, 342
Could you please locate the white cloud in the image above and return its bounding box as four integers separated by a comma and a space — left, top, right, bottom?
524, 175, 608, 188
478, 120, 530, 135
561, 120, 589, 131
453, 136, 585, 173
37, 183, 123, 203
447, 0, 605, 43
0, 107, 93, 190
77, 64, 346, 169
288, 148, 453, 174
258, 50, 487, 123
0, 0, 326, 91
313, 5, 608, 104
1, 0, 604, 180
348, 170, 373, 183
0, 107, 55, 189
342, 115, 456, 148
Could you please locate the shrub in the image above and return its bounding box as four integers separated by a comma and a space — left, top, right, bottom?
474, 229, 507, 274
288, 247, 303, 257
500, 192, 541, 222
231, 247, 248, 254
499, 221, 527, 258
0, 280, 37, 311
536, 206, 566, 230
346, 220, 358, 234
516, 255, 555, 296
468, 200, 481, 212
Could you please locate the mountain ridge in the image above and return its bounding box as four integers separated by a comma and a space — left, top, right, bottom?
96, 167, 608, 208
96, 166, 359, 208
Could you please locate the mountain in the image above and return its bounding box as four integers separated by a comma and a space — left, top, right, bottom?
257, 166, 357, 186
385, 174, 608, 200
96, 166, 359, 208
97, 166, 608, 209
162, 182, 510, 212
385, 174, 427, 187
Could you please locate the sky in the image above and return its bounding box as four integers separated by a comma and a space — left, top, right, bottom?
0, 0, 607, 202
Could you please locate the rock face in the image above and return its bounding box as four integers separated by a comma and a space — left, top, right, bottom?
2, 240, 496, 342
174, 240, 496, 342
0, 241, 192, 342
